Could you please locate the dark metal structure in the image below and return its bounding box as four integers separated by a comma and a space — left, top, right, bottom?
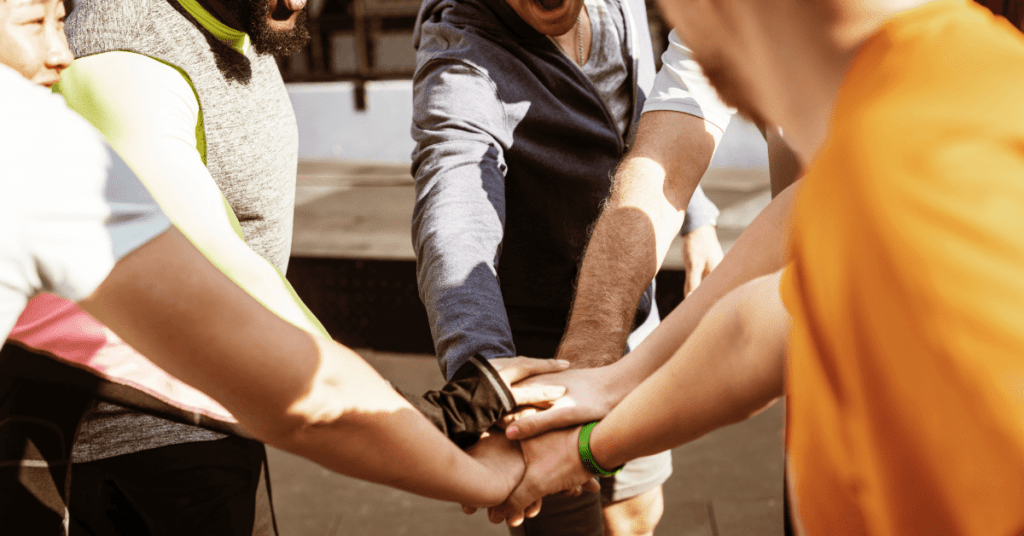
277, 0, 671, 87
277, 0, 1023, 86
979, 0, 1024, 28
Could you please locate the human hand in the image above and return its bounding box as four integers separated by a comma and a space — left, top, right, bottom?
502, 366, 623, 440
681, 223, 724, 296
487, 427, 600, 526
463, 431, 526, 508
490, 356, 570, 406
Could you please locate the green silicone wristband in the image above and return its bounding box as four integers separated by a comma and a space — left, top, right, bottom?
577, 421, 624, 476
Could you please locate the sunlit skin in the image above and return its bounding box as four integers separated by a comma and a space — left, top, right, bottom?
197, 0, 306, 34
0, 0, 72, 87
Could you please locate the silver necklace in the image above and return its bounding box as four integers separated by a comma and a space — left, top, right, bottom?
577, 10, 584, 65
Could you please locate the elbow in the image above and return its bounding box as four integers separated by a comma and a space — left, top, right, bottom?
718, 285, 789, 419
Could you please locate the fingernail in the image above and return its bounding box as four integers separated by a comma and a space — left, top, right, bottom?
555, 359, 570, 367
544, 386, 567, 397
506, 425, 519, 439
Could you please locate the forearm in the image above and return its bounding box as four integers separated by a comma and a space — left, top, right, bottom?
559, 111, 721, 366
81, 228, 513, 507
494, 272, 788, 517
272, 338, 513, 506
590, 271, 789, 469
603, 181, 799, 388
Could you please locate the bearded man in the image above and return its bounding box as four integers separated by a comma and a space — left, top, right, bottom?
6, 0, 312, 533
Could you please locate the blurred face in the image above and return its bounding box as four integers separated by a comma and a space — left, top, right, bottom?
0, 0, 73, 87
504, 0, 585, 36
226, 0, 310, 55
657, 0, 765, 124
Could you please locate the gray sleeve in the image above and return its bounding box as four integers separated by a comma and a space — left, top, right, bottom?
411, 60, 518, 380
681, 184, 720, 234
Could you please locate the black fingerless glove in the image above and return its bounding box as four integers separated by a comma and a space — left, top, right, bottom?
394, 355, 515, 449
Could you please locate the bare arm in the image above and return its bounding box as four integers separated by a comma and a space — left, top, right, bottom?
603, 181, 797, 382
507, 182, 797, 439
590, 271, 788, 467
493, 271, 789, 519
557, 110, 722, 367
80, 227, 523, 507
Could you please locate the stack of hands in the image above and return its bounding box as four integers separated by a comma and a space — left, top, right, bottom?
462, 357, 621, 527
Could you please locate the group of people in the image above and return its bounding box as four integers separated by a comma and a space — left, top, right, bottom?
1, 0, 1022, 534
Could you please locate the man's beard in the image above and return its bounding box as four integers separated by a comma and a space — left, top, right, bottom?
694, 51, 766, 126
223, 0, 311, 56
250, 6, 310, 56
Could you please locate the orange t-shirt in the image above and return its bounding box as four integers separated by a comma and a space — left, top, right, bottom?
781, 1, 1024, 534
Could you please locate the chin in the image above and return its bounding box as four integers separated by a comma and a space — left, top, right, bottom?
533, 19, 575, 35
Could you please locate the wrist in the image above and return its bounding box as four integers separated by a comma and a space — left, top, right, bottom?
559, 322, 631, 364
597, 360, 635, 405
588, 420, 621, 473
557, 342, 621, 369
577, 421, 624, 476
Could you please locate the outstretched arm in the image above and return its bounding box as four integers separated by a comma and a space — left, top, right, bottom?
507, 181, 798, 439
558, 110, 723, 367
411, 59, 518, 379
79, 227, 525, 508
493, 270, 790, 520
589, 270, 788, 465
557, 30, 732, 367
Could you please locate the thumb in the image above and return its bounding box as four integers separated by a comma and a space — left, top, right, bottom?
506, 406, 584, 440
504, 479, 546, 525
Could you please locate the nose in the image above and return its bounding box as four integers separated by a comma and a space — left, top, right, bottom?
45, 27, 74, 73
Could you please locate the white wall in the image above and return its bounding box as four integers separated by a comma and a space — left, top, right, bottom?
287, 81, 768, 168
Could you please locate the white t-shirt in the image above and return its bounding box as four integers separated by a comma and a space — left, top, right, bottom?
0, 65, 171, 339
643, 29, 734, 133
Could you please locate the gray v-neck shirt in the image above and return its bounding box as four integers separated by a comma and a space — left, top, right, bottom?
580, 0, 632, 138
549, 0, 631, 138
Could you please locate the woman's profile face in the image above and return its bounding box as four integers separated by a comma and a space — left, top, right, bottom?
0, 0, 73, 87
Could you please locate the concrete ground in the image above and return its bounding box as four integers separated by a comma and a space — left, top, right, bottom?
274, 156, 783, 535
